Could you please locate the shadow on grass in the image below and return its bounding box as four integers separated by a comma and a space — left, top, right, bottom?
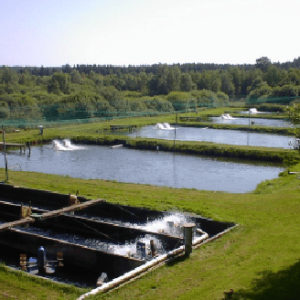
234, 260, 300, 300
165, 254, 190, 267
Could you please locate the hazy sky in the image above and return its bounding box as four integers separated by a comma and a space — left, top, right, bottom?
1, 0, 299, 67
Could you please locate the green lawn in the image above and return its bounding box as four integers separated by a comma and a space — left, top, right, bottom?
1, 109, 299, 300
0, 165, 299, 300
0, 264, 88, 300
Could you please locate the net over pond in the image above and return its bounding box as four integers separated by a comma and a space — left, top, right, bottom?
1, 142, 285, 193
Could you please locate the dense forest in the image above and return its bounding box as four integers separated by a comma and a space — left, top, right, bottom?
1, 57, 300, 122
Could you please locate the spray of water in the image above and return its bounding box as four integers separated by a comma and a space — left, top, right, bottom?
142, 213, 190, 237
18, 212, 202, 261
155, 123, 175, 130
220, 114, 237, 120
52, 139, 85, 151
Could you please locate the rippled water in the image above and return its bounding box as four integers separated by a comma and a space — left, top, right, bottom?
127, 126, 293, 148
210, 117, 292, 127
0, 142, 285, 193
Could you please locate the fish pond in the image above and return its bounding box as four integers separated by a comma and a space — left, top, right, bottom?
210, 116, 292, 127
127, 125, 293, 148
0, 141, 285, 193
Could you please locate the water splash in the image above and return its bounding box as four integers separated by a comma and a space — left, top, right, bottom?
220, 114, 237, 120
155, 123, 175, 130
249, 108, 258, 114
142, 213, 191, 237
52, 139, 85, 151
15, 212, 203, 261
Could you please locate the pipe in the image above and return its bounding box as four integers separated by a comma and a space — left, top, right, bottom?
193, 229, 209, 246
194, 224, 239, 250
77, 229, 210, 300
77, 245, 184, 299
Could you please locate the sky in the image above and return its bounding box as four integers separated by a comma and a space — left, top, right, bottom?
1, 0, 300, 67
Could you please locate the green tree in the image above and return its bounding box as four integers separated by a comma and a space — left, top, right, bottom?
98, 86, 126, 112
48, 78, 60, 94
166, 67, 181, 92
221, 73, 235, 95
190, 90, 217, 107
288, 104, 300, 141
52, 73, 71, 94
70, 69, 83, 84
256, 56, 271, 71
180, 73, 194, 92
166, 91, 191, 111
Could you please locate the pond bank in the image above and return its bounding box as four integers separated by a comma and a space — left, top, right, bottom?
71, 136, 299, 164
176, 122, 294, 135
4, 135, 298, 164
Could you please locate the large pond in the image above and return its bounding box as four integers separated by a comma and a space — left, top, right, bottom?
0, 141, 285, 193
210, 116, 292, 127
127, 126, 294, 148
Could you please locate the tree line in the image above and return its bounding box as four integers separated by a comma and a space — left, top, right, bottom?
1, 57, 300, 122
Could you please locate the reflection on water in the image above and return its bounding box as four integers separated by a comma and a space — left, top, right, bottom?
0, 143, 285, 193
127, 126, 293, 148
210, 117, 292, 127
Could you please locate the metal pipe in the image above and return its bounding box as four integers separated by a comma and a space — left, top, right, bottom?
77, 228, 210, 300
77, 245, 185, 299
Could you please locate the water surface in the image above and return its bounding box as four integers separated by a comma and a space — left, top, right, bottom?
210, 117, 292, 127
1, 143, 285, 193
128, 126, 293, 148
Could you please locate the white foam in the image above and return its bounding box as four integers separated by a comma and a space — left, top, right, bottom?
221, 114, 236, 120
142, 213, 190, 237
52, 139, 85, 151
249, 108, 258, 114
155, 123, 175, 130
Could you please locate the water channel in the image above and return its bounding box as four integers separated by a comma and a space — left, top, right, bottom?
0, 141, 285, 193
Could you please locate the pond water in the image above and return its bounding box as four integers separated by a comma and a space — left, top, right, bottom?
0, 141, 285, 193
210, 117, 292, 127
128, 126, 293, 148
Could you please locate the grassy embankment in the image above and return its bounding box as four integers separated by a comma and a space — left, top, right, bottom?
0, 165, 299, 300
1, 108, 299, 300
2, 107, 292, 144
179, 111, 294, 135
0, 264, 88, 300
2, 108, 298, 164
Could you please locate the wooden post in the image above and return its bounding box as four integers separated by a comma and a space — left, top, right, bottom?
27, 142, 31, 154
2, 125, 8, 182
173, 113, 178, 150
249, 110, 251, 128
150, 240, 157, 257
57, 252, 63, 267
20, 204, 32, 219
183, 223, 196, 256
20, 254, 27, 271
69, 194, 80, 215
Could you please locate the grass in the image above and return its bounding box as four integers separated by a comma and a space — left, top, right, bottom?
0, 164, 299, 300
2, 109, 298, 164
0, 263, 88, 300
1, 109, 299, 300
4, 107, 290, 144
